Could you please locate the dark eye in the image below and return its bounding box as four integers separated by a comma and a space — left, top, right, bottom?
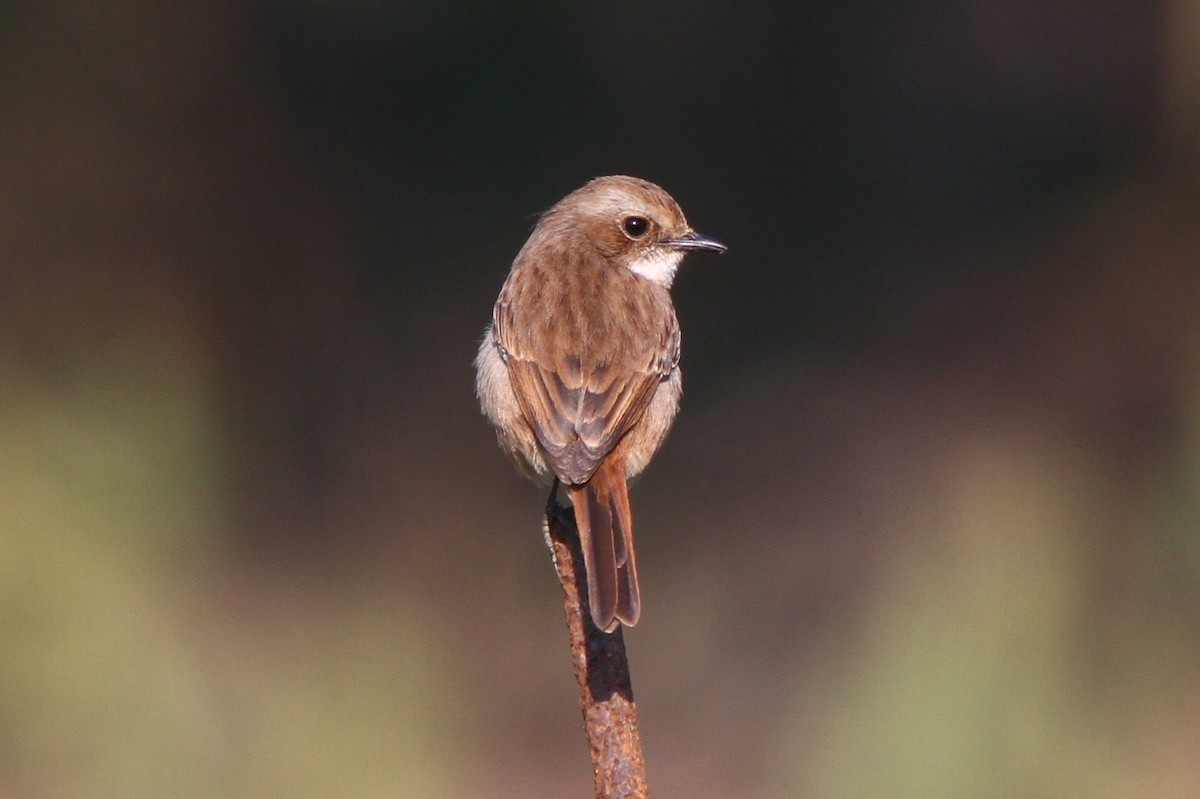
622, 216, 649, 238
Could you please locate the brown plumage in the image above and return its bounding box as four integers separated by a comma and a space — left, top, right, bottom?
475, 176, 724, 631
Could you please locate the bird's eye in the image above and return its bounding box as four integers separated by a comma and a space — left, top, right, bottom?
622, 216, 649, 238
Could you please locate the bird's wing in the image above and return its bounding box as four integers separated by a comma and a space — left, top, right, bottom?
493, 298, 677, 485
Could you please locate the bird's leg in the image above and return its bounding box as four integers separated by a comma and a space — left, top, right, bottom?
545, 477, 562, 518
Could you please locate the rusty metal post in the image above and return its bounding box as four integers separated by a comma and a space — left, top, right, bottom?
544, 502, 649, 799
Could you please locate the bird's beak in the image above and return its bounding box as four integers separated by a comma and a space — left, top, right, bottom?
667, 230, 727, 253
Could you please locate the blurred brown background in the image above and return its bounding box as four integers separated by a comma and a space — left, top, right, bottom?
3, 2, 1200, 797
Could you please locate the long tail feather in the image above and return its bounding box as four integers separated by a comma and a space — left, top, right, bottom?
569, 458, 640, 632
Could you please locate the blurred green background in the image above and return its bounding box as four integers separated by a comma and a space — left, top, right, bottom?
3, 2, 1200, 797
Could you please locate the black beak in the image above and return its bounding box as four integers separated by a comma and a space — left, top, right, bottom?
667, 230, 727, 253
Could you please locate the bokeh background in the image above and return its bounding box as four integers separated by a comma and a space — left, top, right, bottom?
4, 2, 1200, 797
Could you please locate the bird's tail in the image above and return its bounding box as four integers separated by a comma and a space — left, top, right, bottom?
569, 458, 640, 632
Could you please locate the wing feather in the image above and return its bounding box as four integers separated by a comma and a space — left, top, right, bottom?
493, 267, 678, 486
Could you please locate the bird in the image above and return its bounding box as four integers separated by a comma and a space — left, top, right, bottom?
475, 175, 725, 631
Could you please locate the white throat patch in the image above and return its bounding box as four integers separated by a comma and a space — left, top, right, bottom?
627, 249, 684, 287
